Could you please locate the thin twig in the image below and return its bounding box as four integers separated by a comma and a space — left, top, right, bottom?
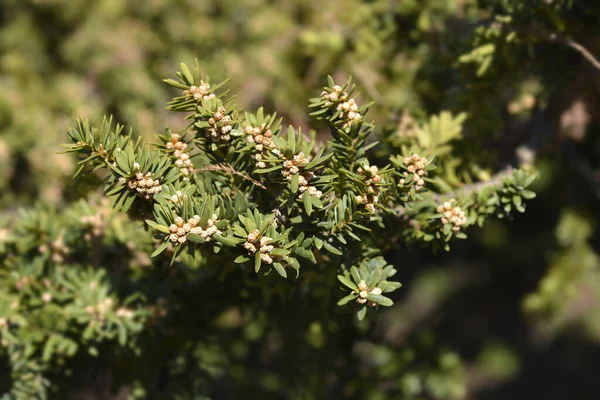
432, 167, 514, 202
390, 168, 514, 217
195, 164, 270, 192
489, 21, 600, 72
548, 33, 600, 72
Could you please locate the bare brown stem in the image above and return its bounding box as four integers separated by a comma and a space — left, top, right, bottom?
547, 33, 600, 72
432, 167, 514, 202
195, 164, 270, 192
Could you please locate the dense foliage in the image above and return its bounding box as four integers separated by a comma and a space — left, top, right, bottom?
1, 1, 600, 399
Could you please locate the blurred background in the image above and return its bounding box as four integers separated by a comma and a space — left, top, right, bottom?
1, 0, 600, 399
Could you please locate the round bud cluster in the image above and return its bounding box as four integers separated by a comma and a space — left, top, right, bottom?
116, 307, 135, 319
206, 107, 233, 142
244, 229, 276, 264
42, 292, 53, 303
397, 110, 419, 138
168, 214, 221, 245
170, 190, 185, 205
80, 213, 104, 240
437, 200, 467, 232
165, 133, 194, 177
297, 173, 323, 200
337, 98, 361, 128
245, 123, 274, 168
508, 94, 535, 115
183, 81, 215, 102
400, 154, 428, 192
321, 85, 362, 128
85, 298, 114, 321
122, 165, 162, 199
281, 152, 308, 179
356, 279, 383, 306
38, 236, 69, 263
0, 228, 9, 242
356, 165, 382, 212
280, 152, 322, 200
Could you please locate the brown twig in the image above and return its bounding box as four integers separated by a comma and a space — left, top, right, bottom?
484, 19, 600, 73
195, 164, 271, 192
389, 167, 515, 217
432, 167, 514, 202
547, 33, 600, 72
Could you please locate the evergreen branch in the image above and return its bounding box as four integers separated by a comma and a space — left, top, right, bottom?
195, 164, 270, 192
433, 167, 515, 202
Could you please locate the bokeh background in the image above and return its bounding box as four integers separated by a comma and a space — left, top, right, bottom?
2, 0, 600, 399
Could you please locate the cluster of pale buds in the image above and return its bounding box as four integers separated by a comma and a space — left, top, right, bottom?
437, 200, 467, 232
183, 81, 215, 102
297, 173, 323, 200
508, 94, 535, 115
279, 152, 322, 199
358, 165, 382, 185
244, 229, 276, 264
282, 152, 309, 179
321, 85, 362, 127
245, 123, 274, 168
116, 307, 135, 319
321, 85, 347, 104
356, 194, 379, 212
337, 98, 361, 128
206, 107, 233, 142
119, 164, 162, 200
356, 279, 383, 306
38, 236, 69, 263
356, 165, 382, 212
125, 172, 162, 199
397, 110, 419, 138
80, 213, 104, 239
170, 190, 185, 205
166, 133, 194, 177
0, 228, 8, 242
400, 154, 427, 191
85, 298, 114, 321
169, 214, 221, 245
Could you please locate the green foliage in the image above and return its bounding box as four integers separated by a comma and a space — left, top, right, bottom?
0, 57, 537, 397
2, 0, 600, 398
523, 209, 600, 341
